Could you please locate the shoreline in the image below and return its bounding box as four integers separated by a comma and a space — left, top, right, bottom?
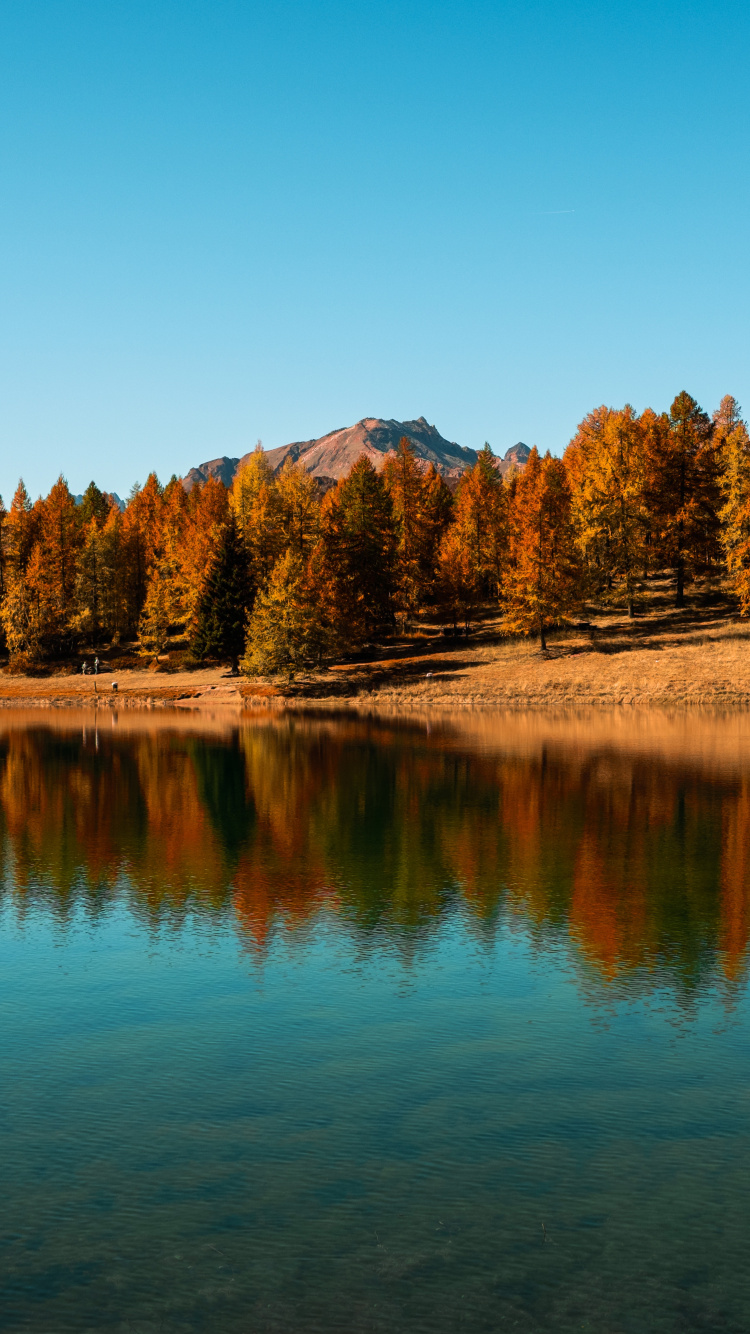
3, 582, 750, 712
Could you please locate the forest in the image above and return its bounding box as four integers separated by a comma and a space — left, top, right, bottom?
1, 390, 748, 675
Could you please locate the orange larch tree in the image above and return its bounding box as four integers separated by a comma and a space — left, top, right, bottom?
506, 448, 582, 650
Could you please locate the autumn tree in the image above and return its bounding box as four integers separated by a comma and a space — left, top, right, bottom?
192, 515, 250, 671
318, 456, 395, 643
120, 474, 165, 634
713, 396, 750, 609
179, 476, 230, 635
3, 482, 38, 580
242, 551, 334, 680
506, 448, 581, 649
276, 458, 321, 560
438, 444, 507, 630
383, 438, 451, 628
230, 448, 283, 598
565, 405, 648, 615
25, 476, 83, 654
645, 392, 720, 606
74, 516, 116, 645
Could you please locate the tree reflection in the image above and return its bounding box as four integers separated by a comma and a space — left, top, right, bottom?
0, 714, 748, 993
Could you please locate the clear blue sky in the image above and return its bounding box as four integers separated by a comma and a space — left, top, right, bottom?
1, 0, 748, 501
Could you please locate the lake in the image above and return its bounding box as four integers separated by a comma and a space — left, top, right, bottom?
2, 706, 750, 1333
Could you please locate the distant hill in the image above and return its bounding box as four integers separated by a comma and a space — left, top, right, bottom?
182, 417, 530, 492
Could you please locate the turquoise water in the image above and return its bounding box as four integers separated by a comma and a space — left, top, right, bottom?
1, 712, 749, 1332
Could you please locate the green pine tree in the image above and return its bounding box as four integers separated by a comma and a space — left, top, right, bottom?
191, 516, 250, 672
242, 551, 334, 681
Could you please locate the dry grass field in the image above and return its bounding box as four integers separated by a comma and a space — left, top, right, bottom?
1, 574, 749, 710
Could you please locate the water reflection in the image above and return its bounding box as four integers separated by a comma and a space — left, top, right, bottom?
1, 709, 748, 995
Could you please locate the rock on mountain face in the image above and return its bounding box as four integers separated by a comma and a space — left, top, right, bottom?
182, 418, 529, 491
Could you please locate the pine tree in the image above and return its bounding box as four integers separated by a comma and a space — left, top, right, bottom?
506, 449, 581, 650
74, 519, 108, 645
120, 474, 165, 634
383, 438, 447, 628
79, 481, 110, 528
645, 392, 720, 606
318, 456, 395, 643
714, 396, 750, 606
242, 551, 334, 680
192, 516, 250, 671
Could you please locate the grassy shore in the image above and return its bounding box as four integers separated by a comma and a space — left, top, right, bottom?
1, 575, 749, 710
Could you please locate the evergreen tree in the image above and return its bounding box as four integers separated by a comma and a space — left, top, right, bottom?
319, 456, 395, 643
79, 481, 110, 528
192, 516, 250, 671
121, 473, 165, 634
645, 391, 720, 606
383, 438, 447, 628
715, 396, 750, 607
506, 449, 581, 649
242, 551, 334, 680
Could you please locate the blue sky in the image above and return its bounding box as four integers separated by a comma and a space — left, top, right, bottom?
0, 0, 748, 500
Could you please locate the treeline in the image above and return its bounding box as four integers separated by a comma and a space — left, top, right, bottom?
1, 390, 748, 672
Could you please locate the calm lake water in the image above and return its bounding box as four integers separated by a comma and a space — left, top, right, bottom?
2, 707, 750, 1333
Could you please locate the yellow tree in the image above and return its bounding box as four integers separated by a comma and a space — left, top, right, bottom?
0, 482, 43, 663
506, 449, 582, 650
565, 405, 648, 615
714, 396, 750, 606
276, 458, 321, 560
242, 551, 334, 680
138, 478, 187, 651
230, 447, 283, 595
25, 476, 82, 654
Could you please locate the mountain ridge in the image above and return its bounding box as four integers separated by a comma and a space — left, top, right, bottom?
182, 417, 530, 491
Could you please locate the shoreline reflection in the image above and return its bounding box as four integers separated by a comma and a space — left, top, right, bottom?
0, 710, 748, 996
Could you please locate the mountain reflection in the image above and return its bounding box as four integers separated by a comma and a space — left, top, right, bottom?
1, 710, 749, 994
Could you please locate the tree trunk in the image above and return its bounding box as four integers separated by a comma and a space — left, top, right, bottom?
539, 614, 547, 652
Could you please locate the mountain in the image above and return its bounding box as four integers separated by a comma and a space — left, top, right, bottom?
182, 418, 530, 492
